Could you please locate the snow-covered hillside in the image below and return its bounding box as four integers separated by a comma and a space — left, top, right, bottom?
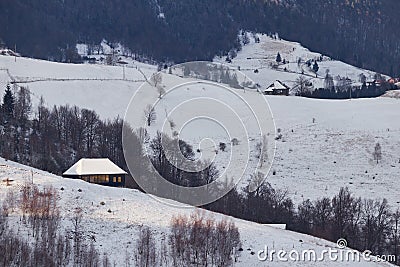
0, 40, 399, 207
266, 96, 400, 208
0, 158, 394, 266
0, 33, 399, 266
0, 33, 387, 120
215, 33, 383, 90
0, 55, 156, 119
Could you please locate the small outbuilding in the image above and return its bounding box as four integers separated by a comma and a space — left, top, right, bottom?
263, 80, 290, 96
63, 158, 127, 187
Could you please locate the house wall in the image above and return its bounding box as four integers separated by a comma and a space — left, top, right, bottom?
63, 174, 125, 187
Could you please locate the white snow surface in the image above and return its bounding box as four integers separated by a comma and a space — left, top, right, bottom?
266, 96, 400, 208
215, 33, 385, 90
0, 34, 399, 206
0, 33, 399, 266
0, 55, 156, 119
0, 158, 394, 266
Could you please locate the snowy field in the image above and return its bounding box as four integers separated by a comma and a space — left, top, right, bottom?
266, 96, 400, 208
0, 33, 385, 120
215, 33, 382, 90
0, 158, 394, 266
0, 34, 399, 208
0, 34, 399, 266
0, 55, 156, 119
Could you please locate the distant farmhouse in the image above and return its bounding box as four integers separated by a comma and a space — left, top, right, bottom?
263, 80, 290, 96
0, 48, 20, 57
63, 158, 127, 187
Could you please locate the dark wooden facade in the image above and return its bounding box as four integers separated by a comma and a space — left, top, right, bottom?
63, 174, 126, 187
264, 88, 290, 96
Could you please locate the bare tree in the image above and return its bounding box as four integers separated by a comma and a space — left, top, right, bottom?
2, 189, 17, 216
157, 86, 165, 99
135, 226, 157, 267
391, 209, 400, 265
373, 143, 382, 164
159, 234, 169, 266
359, 73, 367, 84
324, 69, 334, 90
256, 135, 269, 167
150, 72, 164, 98
336, 76, 352, 92
247, 171, 267, 195
136, 127, 150, 144
293, 75, 309, 96
144, 105, 156, 126
81, 109, 100, 157
331, 187, 362, 242
169, 212, 241, 266
55, 234, 66, 266
72, 207, 83, 265
361, 199, 391, 253
201, 160, 219, 186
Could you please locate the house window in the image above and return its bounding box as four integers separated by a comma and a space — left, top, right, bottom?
99, 175, 108, 183
86, 175, 110, 183
113, 177, 117, 183
117, 177, 122, 183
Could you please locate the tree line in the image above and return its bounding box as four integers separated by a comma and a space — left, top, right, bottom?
1, 184, 108, 267
204, 184, 400, 265
1, 85, 399, 264
1, 0, 400, 76
135, 212, 241, 267
0, 84, 126, 175
1, 183, 241, 266
294, 72, 393, 99
126, 114, 400, 265
302, 81, 389, 99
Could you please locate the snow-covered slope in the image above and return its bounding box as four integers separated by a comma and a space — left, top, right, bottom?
215, 33, 383, 90
0, 55, 156, 119
266, 96, 400, 208
0, 41, 399, 207
0, 33, 386, 120
0, 158, 394, 266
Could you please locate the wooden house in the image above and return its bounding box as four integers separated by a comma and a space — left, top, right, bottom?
63, 158, 127, 187
263, 80, 290, 96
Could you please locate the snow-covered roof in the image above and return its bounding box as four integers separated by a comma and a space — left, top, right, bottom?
63, 158, 127, 176
266, 80, 289, 91
0, 49, 20, 57
263, 224, 287, 230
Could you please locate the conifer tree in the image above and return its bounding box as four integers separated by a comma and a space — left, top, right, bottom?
276, 52, 282, 63
2, 84, 15, 123
313, 61, 319, 74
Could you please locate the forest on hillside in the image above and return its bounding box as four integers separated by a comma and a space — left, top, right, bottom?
1, 84, 400, 265
0, 0, 399, 76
